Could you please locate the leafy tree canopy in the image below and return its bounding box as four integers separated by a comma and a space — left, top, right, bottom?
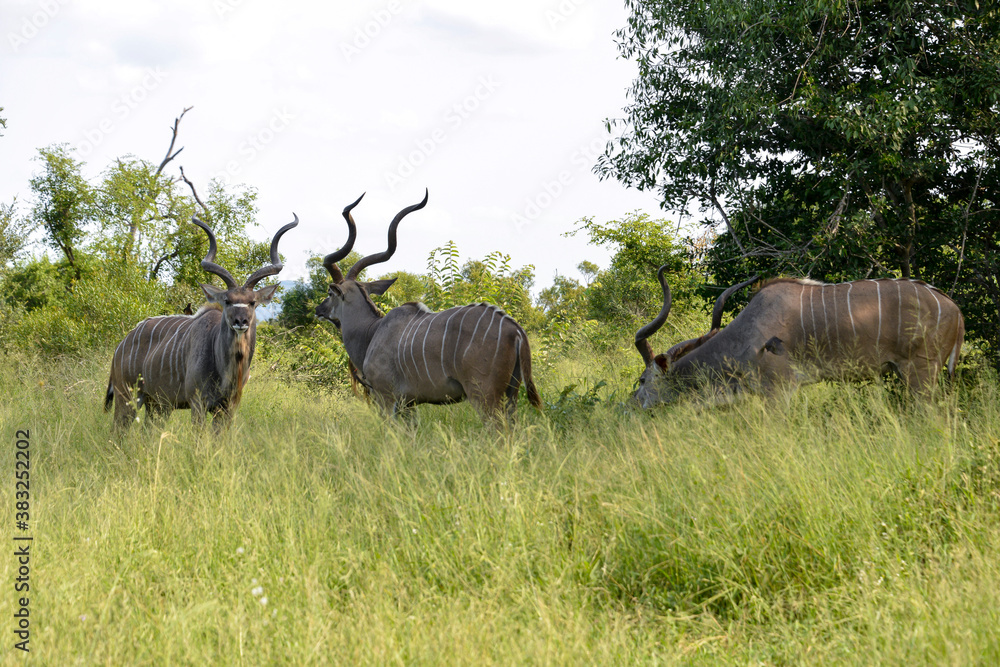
568, 211, 698, 322
25, 143, 270, 297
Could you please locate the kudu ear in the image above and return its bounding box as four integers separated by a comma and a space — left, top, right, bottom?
363, 278, 397, 296
254, 283, 280, 306
762, 336, 786, 356
201, 283, 227, 303
654, 353, 670, 372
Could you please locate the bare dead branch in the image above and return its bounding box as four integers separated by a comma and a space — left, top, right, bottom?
180, 166, 210, 217
149, 250, 180, 282
951, 165, 983, 297
156, 106, 193, 175
707, 179, 746, 256
779, 15, 827, 106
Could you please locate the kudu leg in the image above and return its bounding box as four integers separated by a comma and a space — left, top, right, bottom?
392, 398, 418, 426
143, 398, 173, 430
895, 358, 940, 396
112, 389, 138, 432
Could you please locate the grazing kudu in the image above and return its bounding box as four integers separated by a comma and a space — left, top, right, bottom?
315, 191, 542, 425
104, 215, 298, 430
657, 274, 760, 363
633, 268, 965, 408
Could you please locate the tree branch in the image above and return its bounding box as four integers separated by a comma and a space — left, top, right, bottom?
180, 166, 210, 217
157, 106, 193, 175
149, 250, 180, 282
779, 15, 827, 106
707, 179, 746, 256
950, 165, 983, 297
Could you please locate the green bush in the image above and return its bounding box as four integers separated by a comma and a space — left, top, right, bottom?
0, 256, 169, 355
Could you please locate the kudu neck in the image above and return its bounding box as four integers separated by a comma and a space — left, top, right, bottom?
213, 316, 255, 392
340, 307, 384, 372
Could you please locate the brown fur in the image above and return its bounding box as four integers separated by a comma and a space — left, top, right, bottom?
105, 215, 295, 432
634, 276, 965, 408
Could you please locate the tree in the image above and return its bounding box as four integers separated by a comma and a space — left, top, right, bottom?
577, 260, 599, 286
29, 145, 93, 278
0, 199, 34, 270
2, 111, 278, 354
538, 273, 588, 321
568, 212, 695, 322
275, 253, 357, 329
600, 0, 1000, 366
424, 241, 541, 327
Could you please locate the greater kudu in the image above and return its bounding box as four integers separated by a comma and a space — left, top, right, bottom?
315, 191, 542, 425
633, 269, 965, 408
104, 215, 298, 430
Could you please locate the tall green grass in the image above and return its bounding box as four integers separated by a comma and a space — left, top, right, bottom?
0, 345, 998, 664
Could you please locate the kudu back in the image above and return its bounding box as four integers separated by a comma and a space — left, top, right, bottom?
315, 191, 541, 425
105, 215, 298, 430
633, 269, 965, 408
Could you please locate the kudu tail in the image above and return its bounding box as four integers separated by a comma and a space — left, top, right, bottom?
104, 377, 114, 412
516, 334, 542, 410
947, 313, 965, 378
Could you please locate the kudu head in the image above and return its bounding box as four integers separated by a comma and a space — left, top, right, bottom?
315, 190, 428, 328
192, 214, 299, 334
632, 269, 759, 408
632, 265, 676, 408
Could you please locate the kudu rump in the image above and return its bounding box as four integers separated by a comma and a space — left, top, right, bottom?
633, 268, 965, 408
315, 191, 541, 425
105, 215, 298, 430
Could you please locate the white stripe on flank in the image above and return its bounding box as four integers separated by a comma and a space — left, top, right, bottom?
493, 316, 510, 362
874, 280, 882, 352
452, 307, 474, 373
407, 315, 428, 378
128, 322, 146, 376
440, 309, 459, 379
421, 312, 440, 381
896, 280, 902, 344
799, 285, 806, 338
833, 284, 840, 349
142, 319, 165, 377
481, 308, 499, 343
397, 316, 419, 375
821, 285, 829, 348
158, 321, 175, 380
158, 323, 174, 378
168, 319, 190, 381
809, 285, 816, 340
114, 336, 126, 375
170, 320, 188, 381
406, 316, 427, 379
847, 283, 856, 337
926, 283, 942, 334
127, 327, 141, 371
463, 306, 491, 358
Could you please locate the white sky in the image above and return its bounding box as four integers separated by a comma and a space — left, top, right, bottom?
0, 0, 668, 288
